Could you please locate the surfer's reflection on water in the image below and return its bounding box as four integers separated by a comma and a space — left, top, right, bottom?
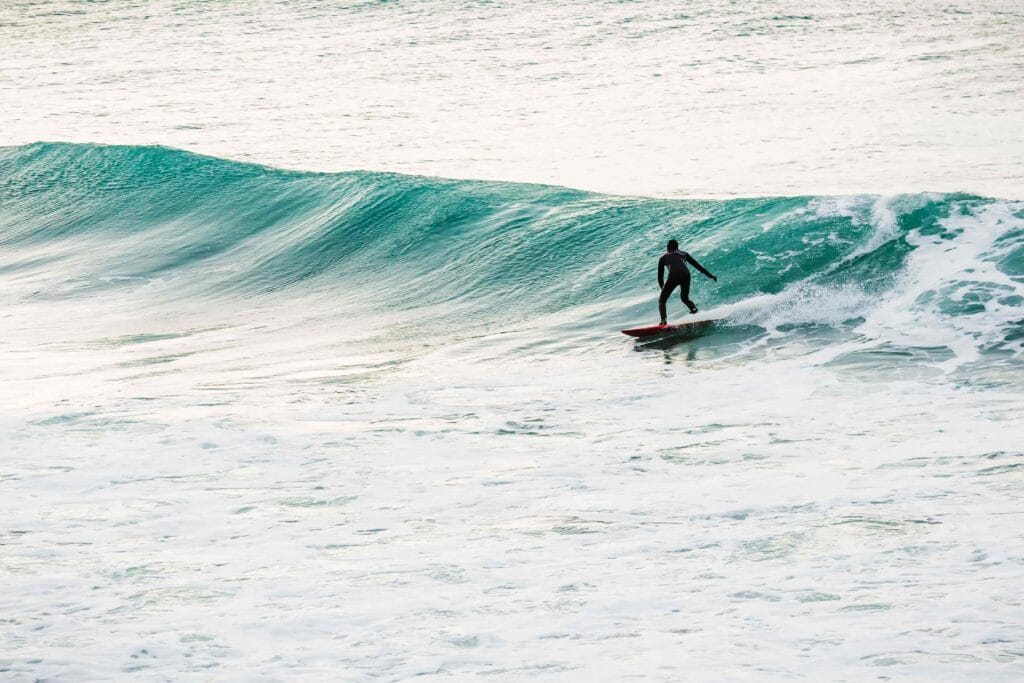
660, 348, 699, 364
631, 334, 701, 363
631, 323, 768, 365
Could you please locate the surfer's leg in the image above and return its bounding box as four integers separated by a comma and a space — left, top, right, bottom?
658, 282, 676, 323
679, 274, 697, 314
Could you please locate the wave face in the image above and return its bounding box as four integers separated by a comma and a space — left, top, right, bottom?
2, 142, 1023, 366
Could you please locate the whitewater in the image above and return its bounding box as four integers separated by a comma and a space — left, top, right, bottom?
2, 2, 1024, 682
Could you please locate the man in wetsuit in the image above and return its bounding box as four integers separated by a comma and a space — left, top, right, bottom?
658, 239, 717, 324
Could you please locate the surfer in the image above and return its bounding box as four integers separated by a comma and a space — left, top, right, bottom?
658, 239, 716, 324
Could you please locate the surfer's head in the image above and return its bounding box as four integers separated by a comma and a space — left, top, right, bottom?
667, 239, 678, 251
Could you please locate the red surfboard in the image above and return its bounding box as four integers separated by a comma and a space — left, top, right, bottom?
621, 319, 717, 338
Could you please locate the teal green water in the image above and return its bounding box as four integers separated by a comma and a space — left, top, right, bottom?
3, 143, 1021, 362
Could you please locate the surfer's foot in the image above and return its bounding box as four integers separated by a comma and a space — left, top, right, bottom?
659, 319, 667, 326
687, 305, 698, 314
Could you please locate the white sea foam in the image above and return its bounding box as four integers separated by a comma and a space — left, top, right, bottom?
855, 200, 1024, 365
2, 295, 1022, 680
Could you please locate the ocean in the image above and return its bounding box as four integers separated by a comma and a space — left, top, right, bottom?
2, 1, 1023, 681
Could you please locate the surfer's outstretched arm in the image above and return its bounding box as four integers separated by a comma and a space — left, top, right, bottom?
657, 255, 666, 288
686, 254, 717, 281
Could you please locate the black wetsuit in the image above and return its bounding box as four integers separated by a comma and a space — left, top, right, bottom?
658, 249, 714, 322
